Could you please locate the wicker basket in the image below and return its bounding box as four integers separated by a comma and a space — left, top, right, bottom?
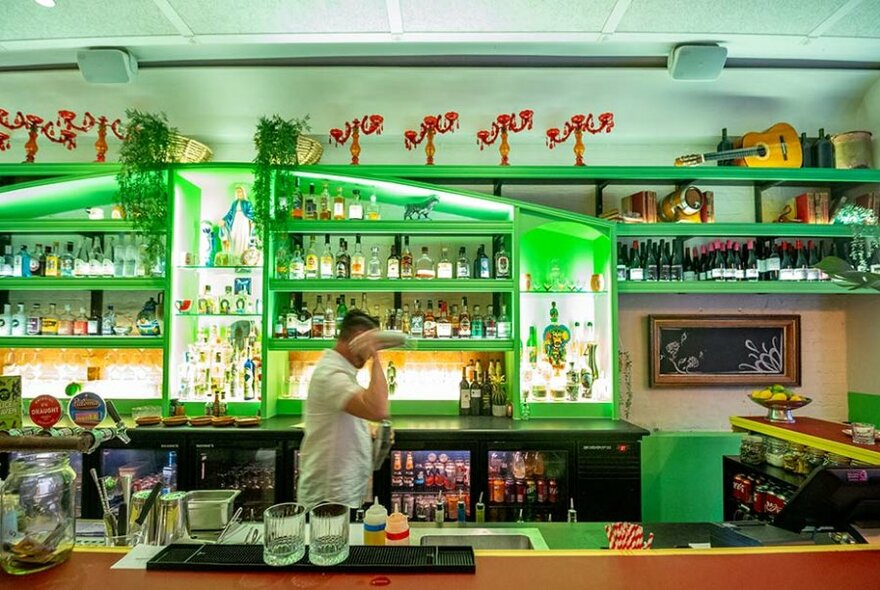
171, 135, 213, 163
297, 135, 323, 165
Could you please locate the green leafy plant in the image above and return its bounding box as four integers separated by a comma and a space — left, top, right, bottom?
814, 256, 880, 291
252, 114, 310, 236
116, 110, 176, 260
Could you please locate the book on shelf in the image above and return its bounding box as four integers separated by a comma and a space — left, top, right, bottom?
622, 191, 657, 224
794, 192, 831, 224
700, 191, 715, 223
854, 192, 880, 222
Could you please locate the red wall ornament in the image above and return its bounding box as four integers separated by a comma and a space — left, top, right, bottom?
56, 110, 125, 162
476, 110, 534, 166
329, 114, 384, 165
403, 112, 459, 165
546, 112, 615, 166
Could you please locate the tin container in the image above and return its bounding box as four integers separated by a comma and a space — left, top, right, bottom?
831, 131, 873, 169
158, 492, 190, 545
186, 489, 241, 531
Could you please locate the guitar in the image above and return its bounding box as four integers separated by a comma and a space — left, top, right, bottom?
675, 122, 802, 168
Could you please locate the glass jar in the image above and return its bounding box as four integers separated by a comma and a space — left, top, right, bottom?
765, 438, 787, 467
740, 435, 765, 465
804, 447, 826, 472
0, 453, 76, 575
783, 443, 805, 473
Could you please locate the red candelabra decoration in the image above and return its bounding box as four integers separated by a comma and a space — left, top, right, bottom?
0, 109, 77, 163
476, 110, 534, 166
546, 112, 615, 166
329, 114, 384, 165
404, 112, 459, 165
56, 110, 124, 162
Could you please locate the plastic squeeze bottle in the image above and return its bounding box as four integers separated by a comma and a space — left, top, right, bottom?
385, 506, 410, 546
364, 497, 388, 546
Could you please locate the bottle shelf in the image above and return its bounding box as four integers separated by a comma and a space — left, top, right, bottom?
270, 278, 515, 293
268, 338, 515, 352
276, 220, 513, 235
615, 223, 854, 239
0, 335, 165, 348
176, 313, 262, 318
0, 219, 138, 233
522, 290, 609, 295
617, 281, 876, 295
176, 265, 262, 272
0, 277, 166, 290
723, 455, 806, 490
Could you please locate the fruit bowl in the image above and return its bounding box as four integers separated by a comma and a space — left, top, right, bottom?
748, 395, 812, 423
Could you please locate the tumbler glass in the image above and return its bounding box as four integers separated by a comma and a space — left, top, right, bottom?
852, 423, 876, 446
308, 502, 350, 566
263, 503, 306, 566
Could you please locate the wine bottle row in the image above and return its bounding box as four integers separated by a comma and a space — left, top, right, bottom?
616, 238, 838, 282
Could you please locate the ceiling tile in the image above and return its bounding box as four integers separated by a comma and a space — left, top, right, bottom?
617, 0, 851, 35
0, 0, 178, 41
399, 0, 618, 32
825, 0, 880, 38
167, 0, 389, 34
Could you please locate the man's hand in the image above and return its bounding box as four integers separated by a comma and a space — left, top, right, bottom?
349, 329, 381, 359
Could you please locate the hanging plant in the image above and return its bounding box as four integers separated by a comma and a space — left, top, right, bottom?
116, 109, 176, 261
252, 114, 310, 236
618, 348, 634, 420
833, 204, 879, 272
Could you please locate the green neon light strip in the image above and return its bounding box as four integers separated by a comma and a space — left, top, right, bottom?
0, 220, 137, 233
267, 338, 515, 352
270, 278, 515, 293
0, 336, 164, 349
0, 278, 165, 290
276, 221, 513, 235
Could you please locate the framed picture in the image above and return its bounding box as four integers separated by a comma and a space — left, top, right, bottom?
649, 315, 801, 387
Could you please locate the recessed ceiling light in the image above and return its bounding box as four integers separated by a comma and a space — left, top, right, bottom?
34, 0, 56, 7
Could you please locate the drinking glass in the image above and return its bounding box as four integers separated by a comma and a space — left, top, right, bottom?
263, 503, 306, 566
852, 423, 876, 446
308, 502, 349, 566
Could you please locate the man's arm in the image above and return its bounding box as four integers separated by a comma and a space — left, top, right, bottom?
343, 353, 389, 421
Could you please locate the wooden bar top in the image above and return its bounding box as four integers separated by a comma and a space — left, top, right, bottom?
730, 416, 880, 465
5, 546, 879, 590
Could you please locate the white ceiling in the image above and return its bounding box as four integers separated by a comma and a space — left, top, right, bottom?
0, 0, 879, 67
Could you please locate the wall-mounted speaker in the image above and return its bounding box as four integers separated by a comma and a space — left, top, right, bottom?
667, 44, 728, 81
76, 48, 138, 84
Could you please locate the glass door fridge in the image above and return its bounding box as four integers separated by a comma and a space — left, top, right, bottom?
387, 448, 473, 522
98, 442, 181, 509
484, 442, 572, 522
191, 440, 281, 519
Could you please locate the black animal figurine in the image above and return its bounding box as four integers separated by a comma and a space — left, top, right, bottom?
403, 196, 440, 220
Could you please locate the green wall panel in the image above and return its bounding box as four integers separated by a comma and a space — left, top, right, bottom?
848, 392, 880, 426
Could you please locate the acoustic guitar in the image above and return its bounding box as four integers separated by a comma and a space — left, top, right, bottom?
675, 122, 802, 168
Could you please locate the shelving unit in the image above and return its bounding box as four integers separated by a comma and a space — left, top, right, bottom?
0, 277, 165, 290
270, 278, 514, 293
615, 223, 854, 238
617, 281, 869, 295
268, 338, 516, 352
0, 336, 164, 349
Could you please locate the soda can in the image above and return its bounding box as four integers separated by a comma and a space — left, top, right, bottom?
548, 479, 559, 504
536, 478, 547, 503
515, 480, 526, 504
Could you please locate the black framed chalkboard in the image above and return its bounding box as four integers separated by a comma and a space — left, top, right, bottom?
649, 315, 801, 387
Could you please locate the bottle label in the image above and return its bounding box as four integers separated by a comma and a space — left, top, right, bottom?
646, 266, 658, 281
767, 258, 781, 273
757, 257, 767, 275
320, 259, 333, 278
333, 202, 345, 219
659, 265, 671, 281
410, 316, 423, 336
496, 255, 510, 278
746, 268, 760, 281
617, 265, 627, 281
806, 268, 820, 282
290, 262, 305, 280
387, 260, 400, 279
794, 268, 808, 281
723, 268, 737, 281
437, 263, 453, 279
479, 259, 491, 278
629, 268, 644, 281
683, 270, 696, 282
456, 263, 469, 278
711, 268, 723, 280
423, 320, 436, 337
779, 268, 793, 281
671, 265, 683, 281
735, 269, 745, 280
336, 261, 349, 278
437, 322, 452, 338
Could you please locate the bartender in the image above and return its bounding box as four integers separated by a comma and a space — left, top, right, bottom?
297, 310, 389, 510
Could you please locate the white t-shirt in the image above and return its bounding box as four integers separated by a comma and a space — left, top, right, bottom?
297, 349, 372, 509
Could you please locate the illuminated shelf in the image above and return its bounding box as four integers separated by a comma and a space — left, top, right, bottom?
277, 220, 513, 235
522, 290, 609, 295
176, 265, 262, 272
0, 219, 137, 233
175, 313, 262, 318
617, 281, 876, 295
268, 338, 515, 352
271, 278, 515, 293
615, 223, 855, 238
0, 336, 165, 348
0, 277, 165, 290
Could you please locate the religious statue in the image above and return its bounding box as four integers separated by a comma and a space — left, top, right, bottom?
223, 184, 256, 264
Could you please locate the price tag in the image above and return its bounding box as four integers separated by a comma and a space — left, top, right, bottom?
68, 391, 106, 429
29, 394, 62, 429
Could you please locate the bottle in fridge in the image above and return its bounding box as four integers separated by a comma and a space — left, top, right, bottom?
486, 448, 567, 522
389, 449, 471, 522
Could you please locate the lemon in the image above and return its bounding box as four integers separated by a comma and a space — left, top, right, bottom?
771, 393, 789, 401
789, 395, 803, 402
754, 389, 773, 400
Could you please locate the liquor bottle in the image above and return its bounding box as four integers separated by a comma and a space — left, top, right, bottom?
12, 303, 26, 336
410, 299, 424, 337
449, 304, 460, 337
351, 235, 366, 279
38, 303, 58, 335
526, 326, 538, 363
779, 242, 793, 281
73, 239, 88, 276
814, 128, 834, 168
401, 304, 411, 334
484, 304, 497, 339
31, 243, 44, 276
14, 245, 28, 277
454, 246, 470, 279
87, 240, 102, 277
459, 366, 471, 416
297, 302, 312, 339
470, 362, 483, 416
87, 307, 100, 335
459, 297, 471, 338
436, 301, 452, 338
335, 238, 351, 279
311, 295, 325, 338
471, 304, 484, 339
304, 236, 319, 279
219, 285, 234, 314
26, 303, 42, 335
806, 240, 820, 281
59, 242, 75, 277
0, 245, 12, 277
198, 285, 216, 315
766, 241, 781, 281
817, 241, 830, 281
616, 242, 628, 282
436, 247, 453, 279
494, 243, 510, 279
366, 193, 381, 220
481, 365, 492, 415
794, 240, 808, 281
423, 300, 437, 338
319, 235, 334, 279
120, 235, 135, 277
335, 297, 347, 333
386, 244, 400, 279
290, 246, 306, 279
671, 241, 684, 281
44, 245, 59, 277
415, 247, 435, 279
716, 128, 734, 166
658, 240, 671, 281
101, 305, 116, 336
644, 240, 658, 281
731, 241, 744, 281
348, 189, 364, 220
304, 183, 318, 220
0, 304, 10, 336
111, 236, 126, 277
333, 187, 346, 220
683, 247, 696, 282
475, 245, 491, 279
497, 303, 511, 339
324, 296, 336, 337
57, 304, 74, 335
400, 237, 414, 279
316, 183, 330, 220
72, 307, 88, 336
711, 240, 725, 281
135, 235, 147, 277
367, 245, 382, 280
628, 241, 644, 281
291, 177, 303, 220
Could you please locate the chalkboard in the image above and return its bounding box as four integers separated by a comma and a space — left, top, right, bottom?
649, 315, 801, 387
